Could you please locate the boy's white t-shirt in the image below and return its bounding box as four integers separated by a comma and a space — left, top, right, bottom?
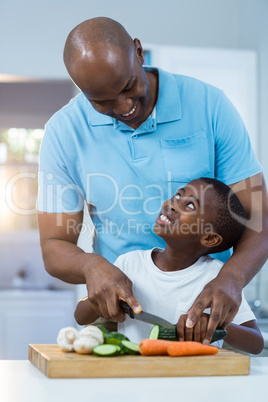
116, 248, 255, 345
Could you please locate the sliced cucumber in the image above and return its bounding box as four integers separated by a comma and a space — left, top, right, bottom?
104, 332, 129, 345
93, 344, 121, 357
149, 325, 160, 339
149, 324, 177, 341
120, 340, 140, 355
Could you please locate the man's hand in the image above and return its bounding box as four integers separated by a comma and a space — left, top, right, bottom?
176, 313, 210, 343
185, 273, 243, 344
84, 255, 142, 322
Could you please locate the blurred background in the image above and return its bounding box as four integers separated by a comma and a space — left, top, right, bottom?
0, 0, 268, 358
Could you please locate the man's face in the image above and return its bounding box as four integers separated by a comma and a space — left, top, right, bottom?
154, 180, 218, 243
72, 42, 152, 128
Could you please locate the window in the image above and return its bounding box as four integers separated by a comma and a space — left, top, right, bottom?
0, 78, 76, 233
0, 128, 44, 232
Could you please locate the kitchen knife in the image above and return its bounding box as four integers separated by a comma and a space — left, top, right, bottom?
119, 300, 227, 342
119, 300, 175, 329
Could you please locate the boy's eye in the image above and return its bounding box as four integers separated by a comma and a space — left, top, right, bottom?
174, 194, 181, 200
187, 202, 195, 210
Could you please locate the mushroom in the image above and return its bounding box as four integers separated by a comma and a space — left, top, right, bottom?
57, 326, 80, 352
79, 325, 104, 344
73, 337, 100, 354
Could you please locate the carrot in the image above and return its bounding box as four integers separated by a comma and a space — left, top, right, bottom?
139, 339, 174, 355
167, 341, 218, 357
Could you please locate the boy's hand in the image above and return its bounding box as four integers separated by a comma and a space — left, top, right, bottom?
176, 313, 210, 343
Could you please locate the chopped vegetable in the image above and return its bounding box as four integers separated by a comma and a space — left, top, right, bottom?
93, 344, 122, 357
149, 324, 227, 343
120, 340, 140, 355
149, 325, 177, 340
139, 339, 218, 356
104, 332, 129, 345
139, 339, 174, 355
167, 341, 218, 357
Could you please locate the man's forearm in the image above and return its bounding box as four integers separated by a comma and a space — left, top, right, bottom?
41, 238, 106, 284
218, 224, 268, 288
226, 173, 268, 287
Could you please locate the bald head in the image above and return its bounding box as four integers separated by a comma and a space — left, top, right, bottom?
63, 17, 135, 80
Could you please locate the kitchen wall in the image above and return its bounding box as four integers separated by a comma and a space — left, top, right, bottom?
0, 0, 267, 310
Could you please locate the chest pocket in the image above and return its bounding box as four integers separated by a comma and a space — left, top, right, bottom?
160, 130, 211, 183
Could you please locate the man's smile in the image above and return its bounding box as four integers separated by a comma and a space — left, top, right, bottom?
119, 102, 139, 120
122, 104, 137, 117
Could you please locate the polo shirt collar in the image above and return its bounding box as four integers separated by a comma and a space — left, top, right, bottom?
89, 107, 114, 126
154, 67, 181, 123
88, 66, 181, 126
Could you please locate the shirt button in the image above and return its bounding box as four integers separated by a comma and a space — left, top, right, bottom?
132, 134, 138, 139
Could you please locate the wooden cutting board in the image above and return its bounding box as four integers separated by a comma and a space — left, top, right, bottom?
28, 344, 250, 378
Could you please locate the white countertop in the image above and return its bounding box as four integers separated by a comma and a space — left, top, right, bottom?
0, 357, 267, 402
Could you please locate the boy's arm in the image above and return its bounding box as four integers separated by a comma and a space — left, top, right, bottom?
74, 297, 99, 326
224, 320, 264, 355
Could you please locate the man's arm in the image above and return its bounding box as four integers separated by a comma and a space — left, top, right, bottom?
37, 211, 141, 321
186, 173, 268, 343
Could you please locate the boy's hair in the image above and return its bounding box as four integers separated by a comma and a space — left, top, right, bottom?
199, 177, 247, 254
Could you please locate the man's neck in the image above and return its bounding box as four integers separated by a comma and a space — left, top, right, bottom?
152, 245, 204, 272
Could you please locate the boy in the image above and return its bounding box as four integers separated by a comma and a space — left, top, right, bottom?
75, 178, 264, 354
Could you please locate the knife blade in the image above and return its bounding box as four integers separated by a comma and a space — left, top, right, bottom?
119, 300, 227, 342
119, 300, 178, 329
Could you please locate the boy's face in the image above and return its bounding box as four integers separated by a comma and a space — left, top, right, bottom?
154, 179, 219, 244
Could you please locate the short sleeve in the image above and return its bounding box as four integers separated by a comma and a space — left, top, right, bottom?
214, 92, 262, 185
231, 292, 256, 325
113, 253, 128, 274
37, 122, 84, 213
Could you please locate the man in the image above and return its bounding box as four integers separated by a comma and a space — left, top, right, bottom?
37, 17, 268, 344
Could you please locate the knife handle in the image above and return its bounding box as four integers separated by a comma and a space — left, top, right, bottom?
119, 300, 135, 318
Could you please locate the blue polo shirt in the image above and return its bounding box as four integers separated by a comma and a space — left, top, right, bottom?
37, 67, 262, 263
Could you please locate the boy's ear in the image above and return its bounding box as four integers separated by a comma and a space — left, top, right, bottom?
200, 233, 223, 249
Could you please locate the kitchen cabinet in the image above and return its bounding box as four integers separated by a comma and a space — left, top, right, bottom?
0, 289, 76, 359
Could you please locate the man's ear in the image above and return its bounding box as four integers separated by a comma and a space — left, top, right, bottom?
134, 38, 144, 64
200, 233, 223, 249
